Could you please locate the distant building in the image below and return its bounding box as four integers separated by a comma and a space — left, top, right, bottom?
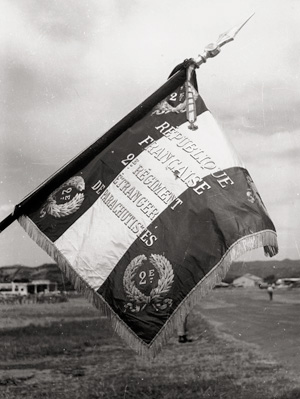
0, 279, 58, 296
232, 273, 263, 288
214, 282, 230, 288
276, 278, 300, 288
0, 283, 12, 293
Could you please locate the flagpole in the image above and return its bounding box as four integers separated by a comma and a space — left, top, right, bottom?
0, 67, 187, 233
0, 214, 16, 233
0, 13, 254, 234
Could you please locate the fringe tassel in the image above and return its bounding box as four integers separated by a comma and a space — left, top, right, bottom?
18, 215, 278, 359
18, 215, 148, 355
145, 229, 278, 358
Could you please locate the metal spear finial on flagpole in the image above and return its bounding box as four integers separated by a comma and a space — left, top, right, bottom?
194, 13, 255, 66
185, 13, 255, 130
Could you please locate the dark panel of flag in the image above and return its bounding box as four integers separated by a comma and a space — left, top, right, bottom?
18, 64, 278, 357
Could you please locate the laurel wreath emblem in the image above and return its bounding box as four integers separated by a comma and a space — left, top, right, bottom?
154, 85, 198, 114
40, 176, 85, 218
123, 254, 174, 313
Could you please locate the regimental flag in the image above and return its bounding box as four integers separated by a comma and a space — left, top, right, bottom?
17, 61, 278, 357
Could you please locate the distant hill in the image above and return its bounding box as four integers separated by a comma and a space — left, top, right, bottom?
0, 259, 299, 288
224, 259, 300, 283
0, 263, 74, 291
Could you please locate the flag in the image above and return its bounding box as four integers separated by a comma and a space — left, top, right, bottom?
17, 60, 278, 357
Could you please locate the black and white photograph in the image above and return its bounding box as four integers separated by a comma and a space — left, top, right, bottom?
0, 1, 299, 398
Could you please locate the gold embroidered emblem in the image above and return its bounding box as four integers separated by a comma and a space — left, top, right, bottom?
154, 84, 198, 115
123, 254, 174, 313
40, 176, 85, 218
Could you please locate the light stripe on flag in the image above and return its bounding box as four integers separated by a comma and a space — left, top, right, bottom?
16, 62, 278, 357
55, 110, 245, 290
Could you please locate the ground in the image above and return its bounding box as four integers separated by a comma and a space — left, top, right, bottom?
1, 288, 300, 398
199, 286, 300, 376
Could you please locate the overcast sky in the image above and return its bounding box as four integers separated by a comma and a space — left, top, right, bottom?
0, 0, 299, 266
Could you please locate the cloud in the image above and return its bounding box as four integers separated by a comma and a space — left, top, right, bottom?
0, 203, 14, 216
19, 0, 99, 42
201, 69, 300, 139
226, 129, 300, 205
232, 130, 300, 162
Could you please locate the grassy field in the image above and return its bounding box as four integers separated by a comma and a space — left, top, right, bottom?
1, 289, 300, 398
199, 287, 300, 376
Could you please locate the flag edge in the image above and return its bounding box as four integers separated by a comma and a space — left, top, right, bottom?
18, 215, 278, 359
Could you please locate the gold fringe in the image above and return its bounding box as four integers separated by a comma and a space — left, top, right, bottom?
18, 215, 278, 359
